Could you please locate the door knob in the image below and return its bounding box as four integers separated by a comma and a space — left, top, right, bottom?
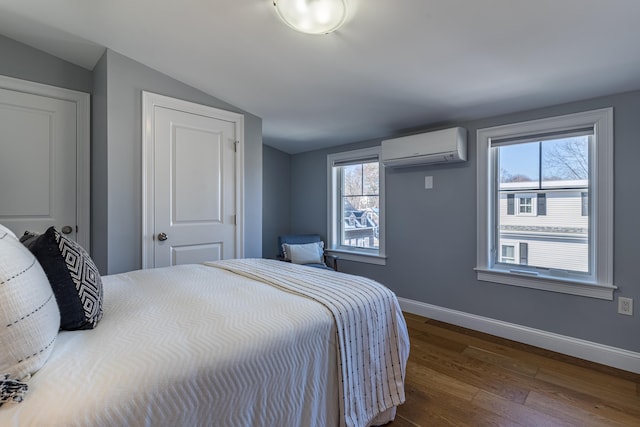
61, 225, 73, 234
157, 232, 168, 241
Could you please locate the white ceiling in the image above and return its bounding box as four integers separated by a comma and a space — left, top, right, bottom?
1, 0, 639, 154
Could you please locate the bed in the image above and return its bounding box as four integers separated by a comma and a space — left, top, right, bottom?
0, 257, 409, 427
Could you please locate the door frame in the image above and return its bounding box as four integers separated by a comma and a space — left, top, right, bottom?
0, 74, 91, 249
141, 91, 244, 269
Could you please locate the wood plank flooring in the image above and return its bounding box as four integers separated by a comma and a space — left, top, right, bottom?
389, 313, 640, 427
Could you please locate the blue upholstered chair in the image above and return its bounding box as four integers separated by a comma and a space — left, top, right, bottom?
277, 234, 338, 271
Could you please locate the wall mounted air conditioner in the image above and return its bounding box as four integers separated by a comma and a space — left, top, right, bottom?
380, 127, 467, 168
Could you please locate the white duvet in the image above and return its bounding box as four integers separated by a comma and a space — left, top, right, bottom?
0, 260, 408, 427
212, 259, 409, 427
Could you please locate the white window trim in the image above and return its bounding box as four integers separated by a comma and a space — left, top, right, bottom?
327, 147, 386, 265
476, 108, 615, 300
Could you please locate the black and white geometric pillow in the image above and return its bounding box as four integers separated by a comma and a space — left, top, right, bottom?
20, 227, 103, 330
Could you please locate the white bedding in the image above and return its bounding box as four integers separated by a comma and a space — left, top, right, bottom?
0, 260, 408, 427
211, 259, 409, 427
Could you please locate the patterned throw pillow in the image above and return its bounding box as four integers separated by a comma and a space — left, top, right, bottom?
20, 227, 103, 330
0, 227, 60, 385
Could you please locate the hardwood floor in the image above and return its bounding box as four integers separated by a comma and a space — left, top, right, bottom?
389, 312, 640, 427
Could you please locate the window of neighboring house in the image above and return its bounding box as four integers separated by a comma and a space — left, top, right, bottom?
476, 108, 614, 300
519, 242, 529, 265
517, 194, 536, 216
327, 147, 386, 265
507, 193, 546, 216
501, 245, 515, 263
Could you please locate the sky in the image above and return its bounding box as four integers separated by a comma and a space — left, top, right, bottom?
498, 136, 589, 182
499, 143, 540, 180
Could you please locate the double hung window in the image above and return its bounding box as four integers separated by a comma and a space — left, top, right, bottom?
476, 108, 614, 299
501, 245, 516, 263
327, 147, 385, 264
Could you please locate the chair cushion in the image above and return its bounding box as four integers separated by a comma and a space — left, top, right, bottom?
0, 228, 60, 382
282, 241, 325, 265
20, 227, 103, 331
304, 263, 333, 271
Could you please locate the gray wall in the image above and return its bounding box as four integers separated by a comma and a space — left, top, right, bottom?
94, 49, 263, 274
287, 90, 640, 353
262, 145, 292, 258
91, 53, 108, 272
0, 35, 93, 93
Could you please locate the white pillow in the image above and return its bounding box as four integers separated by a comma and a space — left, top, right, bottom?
0, 231, 60, 382
0, 224, 17, 240
283, 242, 324, 265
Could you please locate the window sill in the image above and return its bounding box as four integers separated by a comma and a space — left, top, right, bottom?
475, 268, 616, 300
328, 249, 387, 266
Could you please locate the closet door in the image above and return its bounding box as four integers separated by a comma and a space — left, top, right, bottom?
142, 92, 244, 268
0, 84, 79, 241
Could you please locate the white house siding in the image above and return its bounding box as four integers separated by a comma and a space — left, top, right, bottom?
498, 188, 588, 272
499, 191, 588, 229
499, 235, 588, 272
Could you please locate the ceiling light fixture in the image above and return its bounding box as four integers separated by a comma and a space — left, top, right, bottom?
272, 0, 349, 35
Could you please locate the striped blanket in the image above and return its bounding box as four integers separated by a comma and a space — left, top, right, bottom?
208, 258, 409, 427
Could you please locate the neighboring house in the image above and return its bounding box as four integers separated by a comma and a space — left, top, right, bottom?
343, 209, 378, 247
342, 199, 379, 248
499, 180, 588, 272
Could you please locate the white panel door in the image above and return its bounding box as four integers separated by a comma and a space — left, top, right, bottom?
152, 105, 237, 267
0, 87, 77, 240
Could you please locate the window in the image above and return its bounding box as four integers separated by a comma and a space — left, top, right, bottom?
518, 196, 533, 214
517, 194, 535, 216
327, 147, 386, 265
501, 245, 515, 263
476, 108, 614, 300
507, 193, 546, 216
519, 243, 529, 265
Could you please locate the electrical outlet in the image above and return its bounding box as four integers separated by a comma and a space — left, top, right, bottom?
618, 297, 633, 316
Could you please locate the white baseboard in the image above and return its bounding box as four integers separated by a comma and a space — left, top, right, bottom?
398, 297, 640, 374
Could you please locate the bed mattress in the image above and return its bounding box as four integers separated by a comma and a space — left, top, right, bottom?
0, 260, 408, 427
